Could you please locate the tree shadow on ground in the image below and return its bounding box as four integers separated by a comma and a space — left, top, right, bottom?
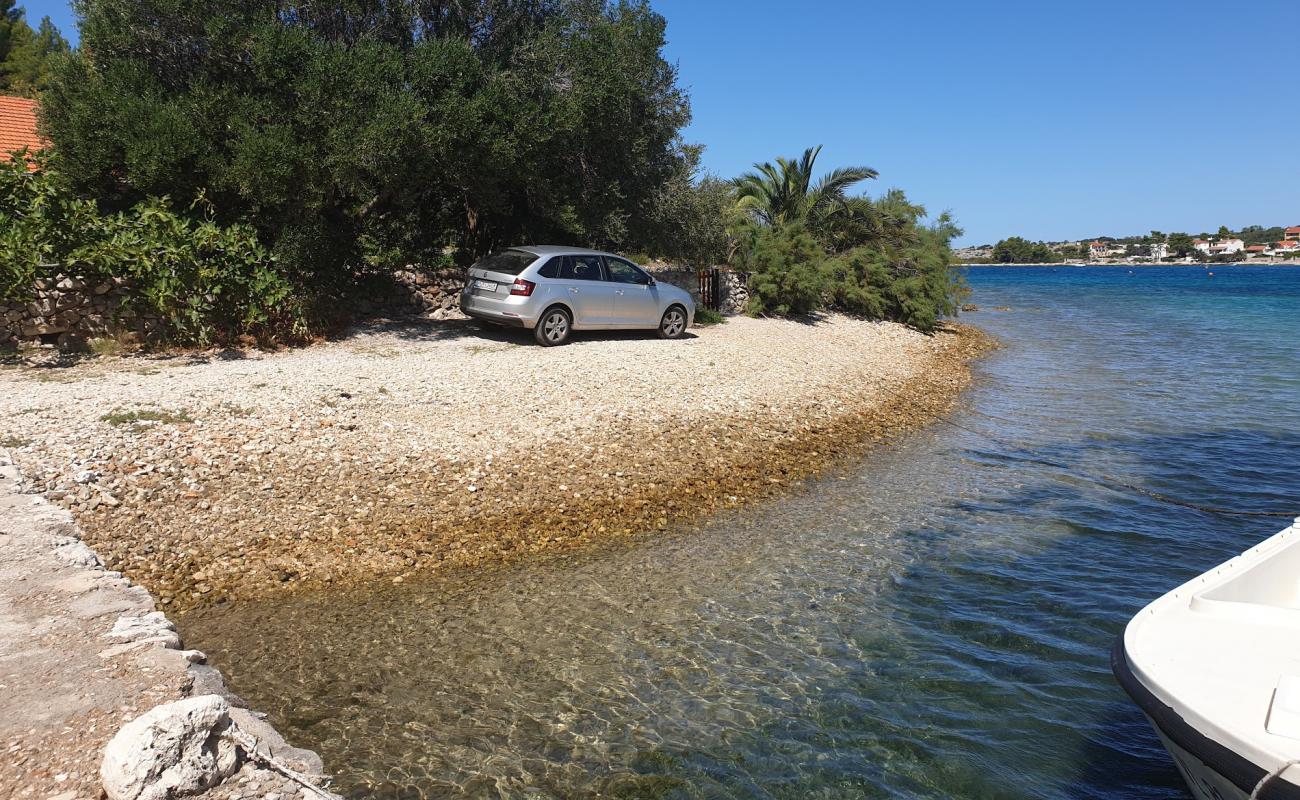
341, 315, 697, 347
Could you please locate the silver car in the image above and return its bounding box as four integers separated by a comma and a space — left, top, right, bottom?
459, 246, 696, 346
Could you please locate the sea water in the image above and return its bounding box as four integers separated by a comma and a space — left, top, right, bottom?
182, 265, 1300, 799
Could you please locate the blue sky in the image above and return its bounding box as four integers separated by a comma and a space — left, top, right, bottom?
20, 0, 1300, 245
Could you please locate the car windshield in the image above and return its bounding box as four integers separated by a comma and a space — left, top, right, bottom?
473, 250, 536, 276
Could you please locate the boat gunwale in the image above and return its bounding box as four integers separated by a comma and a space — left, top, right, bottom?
1111, 635, 1300, 799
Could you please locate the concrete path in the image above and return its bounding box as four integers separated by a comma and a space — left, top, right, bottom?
0, 454, 331, 800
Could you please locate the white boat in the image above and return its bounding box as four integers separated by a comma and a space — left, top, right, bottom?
1115, 517, 1300, 800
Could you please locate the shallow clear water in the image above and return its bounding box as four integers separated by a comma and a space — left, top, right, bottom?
182, 266, 1300, 799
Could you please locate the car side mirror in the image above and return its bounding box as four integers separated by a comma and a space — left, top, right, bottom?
645, 276, 656, 286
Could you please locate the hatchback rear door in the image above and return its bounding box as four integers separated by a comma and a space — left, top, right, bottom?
466, 249, 538, 298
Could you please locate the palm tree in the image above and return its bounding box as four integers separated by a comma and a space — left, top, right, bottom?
732, 145, 878, 228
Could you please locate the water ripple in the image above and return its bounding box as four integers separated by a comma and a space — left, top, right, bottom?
183, 266, 1300, 799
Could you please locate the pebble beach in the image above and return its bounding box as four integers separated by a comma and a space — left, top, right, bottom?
0, 315, 992, 612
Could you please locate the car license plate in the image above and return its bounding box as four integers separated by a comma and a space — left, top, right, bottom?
474, 279, 497, 292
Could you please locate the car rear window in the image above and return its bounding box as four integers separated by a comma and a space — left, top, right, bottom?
473, 250, 537, 276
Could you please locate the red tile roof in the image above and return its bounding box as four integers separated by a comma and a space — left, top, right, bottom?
0, 96, 46, 170
1286, 226, 1300, 234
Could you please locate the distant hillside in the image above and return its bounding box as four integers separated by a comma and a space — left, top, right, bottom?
957, 223, 1299, 263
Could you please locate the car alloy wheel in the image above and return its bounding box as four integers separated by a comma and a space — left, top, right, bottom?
536, 308, 571, 346
659, 306, 687, 339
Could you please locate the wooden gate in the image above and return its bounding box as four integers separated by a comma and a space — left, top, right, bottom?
697, 268, 722, 311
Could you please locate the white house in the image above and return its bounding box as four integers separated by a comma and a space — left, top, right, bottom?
1211, 238, 1245, 254
1194, 237, 1245, 255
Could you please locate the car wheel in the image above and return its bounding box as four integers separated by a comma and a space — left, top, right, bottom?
534, 306, 572, 346
658, 305, 688, 339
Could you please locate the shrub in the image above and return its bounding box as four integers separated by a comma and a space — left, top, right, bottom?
733, 191, 968, 332
738, 224, 826, 317
693, 307, 725, 325
0, 157, 306, 345
823, 227, 968, 332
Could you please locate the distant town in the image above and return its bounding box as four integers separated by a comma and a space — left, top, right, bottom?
957, 224, 1300, 264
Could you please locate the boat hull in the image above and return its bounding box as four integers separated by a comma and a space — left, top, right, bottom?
1149, 714, 1258, 800
1112, 637, 1300, 800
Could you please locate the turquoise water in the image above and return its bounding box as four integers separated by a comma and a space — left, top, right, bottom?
183, 265, 1300, 799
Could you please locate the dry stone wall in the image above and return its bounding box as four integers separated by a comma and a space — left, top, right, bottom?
360, 268, 466, 319
1, 274, 161, 350
646, 267, 750, 315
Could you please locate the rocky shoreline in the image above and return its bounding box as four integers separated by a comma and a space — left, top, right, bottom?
0, 456, 336, 799
1, 315, 993, 613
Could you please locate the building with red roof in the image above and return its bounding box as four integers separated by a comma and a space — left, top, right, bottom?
0, 96, 46, 170
1284, 226, 1300, 242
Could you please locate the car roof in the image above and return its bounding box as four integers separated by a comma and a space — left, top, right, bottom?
510, 244, 613, 257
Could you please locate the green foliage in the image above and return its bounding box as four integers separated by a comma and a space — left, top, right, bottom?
0, 3, 69, 96
42, 0, 693, 294
737, 214, 965, 332
0, 157, 304, 344
738, 224, 827, 317
640, 170, 735, 266
693, 307, 725, 325
824, 212, 967, 331
1166, 232, 1196, 257
733, 145, 877, 229
991, 236, 1061, 264
1233, 225, 1290, 246
730, 147, 966, 332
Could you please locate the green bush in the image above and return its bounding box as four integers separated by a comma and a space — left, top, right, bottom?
0, 157, 305, 344
693, 307, 725, 325
824, 227, 968, 332
41, 0, 694, 279
735, 211, 967, 332
738, 224, 827, 317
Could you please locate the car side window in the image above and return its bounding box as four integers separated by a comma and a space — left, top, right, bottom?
605, 257, 650, 285
559, 255, 605, 281
537, 257, 562, 279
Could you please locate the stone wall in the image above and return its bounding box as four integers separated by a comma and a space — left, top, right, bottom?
1, 274, 161, 350
646, 266, 750, 315
361, 267, 467, 320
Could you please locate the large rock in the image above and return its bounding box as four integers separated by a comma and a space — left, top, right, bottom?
101, 696, 240, 800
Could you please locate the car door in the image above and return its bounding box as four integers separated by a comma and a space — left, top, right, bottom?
555, 254, 615, 328
604, 256, 660, 327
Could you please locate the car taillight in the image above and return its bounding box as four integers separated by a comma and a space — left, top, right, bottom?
510, 279, 535, 296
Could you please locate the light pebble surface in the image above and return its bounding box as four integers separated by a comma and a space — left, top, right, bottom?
0, 314, 991, 610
